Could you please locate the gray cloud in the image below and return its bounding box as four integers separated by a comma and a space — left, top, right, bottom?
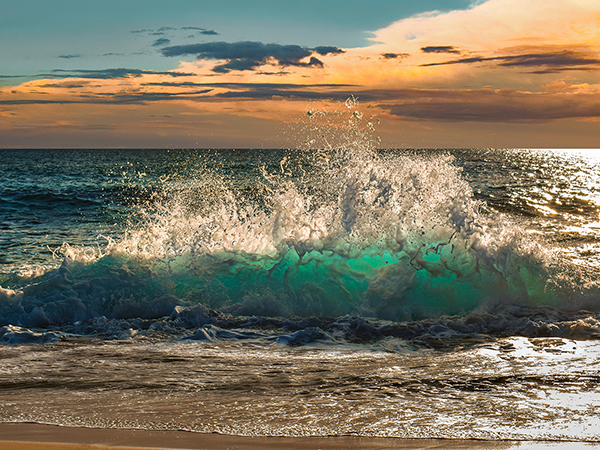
153, 38, 171, 47
161, 41, 345, 72
213, 89, 347, 101
421, 46, 461, 54
421, 50, 600, 73
143, 82, 356, 89
58, 54, 82, 59
497, 52, 600, 72
145, 80, 356, 101
132, 27, 218, 36
0, 88, 341, 105
381, 52, 410, 60
0, 89, 214, 106
313, 46, 345, 56
376, 88, 600, 122
89, 89, 214, 103
41, 68, 194, 79
181, 27, 218, 35
38, 82, 91, 88
0, 99, 79, 105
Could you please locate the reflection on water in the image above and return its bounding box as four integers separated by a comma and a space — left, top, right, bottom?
0, 337, 599, 441
452, 149, 600, 271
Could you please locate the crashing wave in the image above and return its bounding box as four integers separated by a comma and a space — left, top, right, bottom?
0, 99, 597, 341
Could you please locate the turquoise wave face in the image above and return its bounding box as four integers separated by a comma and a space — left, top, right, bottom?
5, 233, 555, 327
48, 222, 555, 323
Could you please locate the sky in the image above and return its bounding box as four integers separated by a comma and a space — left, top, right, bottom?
0, 0, 598, 149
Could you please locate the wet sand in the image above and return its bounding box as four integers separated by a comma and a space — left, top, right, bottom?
1, 423, 599, 450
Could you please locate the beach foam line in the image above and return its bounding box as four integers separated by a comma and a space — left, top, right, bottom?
0, 423, 599, 450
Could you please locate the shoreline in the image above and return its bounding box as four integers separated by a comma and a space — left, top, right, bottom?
1, 423, 599, 450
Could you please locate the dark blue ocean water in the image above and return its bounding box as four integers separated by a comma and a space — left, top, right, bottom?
0, 146, 599, 441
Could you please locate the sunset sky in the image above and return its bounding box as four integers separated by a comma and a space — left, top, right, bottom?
1, 0, 598, 149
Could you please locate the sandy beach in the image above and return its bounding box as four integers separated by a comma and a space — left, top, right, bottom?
1, 423, 599, 450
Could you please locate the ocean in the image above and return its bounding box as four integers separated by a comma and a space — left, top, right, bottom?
1, 111, 599, 442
